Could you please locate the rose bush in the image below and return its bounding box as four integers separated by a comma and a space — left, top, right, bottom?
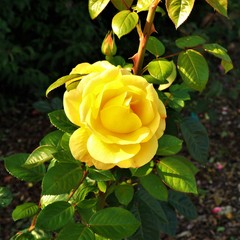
63, 61, 166, 170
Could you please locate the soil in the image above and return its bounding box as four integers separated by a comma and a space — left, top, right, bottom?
0, 48, 239, 240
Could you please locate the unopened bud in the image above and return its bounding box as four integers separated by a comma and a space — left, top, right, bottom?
101, 31, 117, 56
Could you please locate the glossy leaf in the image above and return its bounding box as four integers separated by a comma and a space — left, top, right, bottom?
12, 202, 38, 221
40, 194, 68, 208
180, 116, 209, 163
46, 74, 81, 97
146, 36, 165, 57
24, 145, 56, 168
157, 134, 183, 156
111, 0, 134, 10
203, 43, 233, 73
177, 49, 209, 91
88, 168, 115, 181
168, 190, 197, 220
0, 187, 12, 207
157, 156, 198, 194
158, 61, 177, 90
112, 10, 139, 39
175, 35, 206, 49
115, 183, 134, 205
4, 153, 45, 183
89, 207, 140, 239
148, 59, 173, 83
130, 161, 153, 177
42, 163, 83, 195
89, 0, 110, 19
53, 150, 77, 163
40, 130, 64, 147
48, 109, 77, 133
133, 0, 154, 12
140, 173, 168, 201
36, 201, 74, 231
57, 223, 95, 240
166, 0, 195, 28
206, 0, 228, 17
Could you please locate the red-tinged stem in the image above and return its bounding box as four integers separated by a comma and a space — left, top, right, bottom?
132, 0, 160, 75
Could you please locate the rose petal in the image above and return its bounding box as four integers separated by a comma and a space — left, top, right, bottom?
87, 134, 140, 163
63, 89, 82, 126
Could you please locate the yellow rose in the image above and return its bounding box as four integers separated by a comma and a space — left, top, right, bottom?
64, 61, 166, 170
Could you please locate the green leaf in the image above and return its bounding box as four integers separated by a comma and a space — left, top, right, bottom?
112, 10, 139, 39
166, 0, 195, 28
40, 130, 64, 147
146, 36, 165, 57
148, 59, 173, 83
60, 132, 71, 151
115, 183, 134, 205
180, 116, 209, 163
24, 145, 56, 168
88, 0, 110, 19
48, 109, 77, 133
97, 181, 107, 193
175, 35, 206, 49
111, 0, 134, 10
12, 202, 39, 221
42, 163, 83, 195
205, 0, 228, 17
89, 207, 140, 239
40, 194, 68, 208
0, 187, 12, 207
140, 173, 168, 201
46, 74, 81, 97
203, 43, 233, 73
177, 49, 209, 91
130, 161, 153, 177
133, 0, 154, 12
221, 59, 233, 73
36, 201, 74, 231
157, 134, 183, 156
168, 190, 197, 220
136, 188, 168, 222
57, 223, 95, 240
88, 168, 115, 181
157, 156, 198, 194
4, 153, 45, 183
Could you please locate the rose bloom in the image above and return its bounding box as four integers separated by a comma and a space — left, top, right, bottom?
63, 61, 166, 170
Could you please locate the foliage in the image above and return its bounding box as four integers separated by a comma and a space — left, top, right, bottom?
2, 0, 233, 239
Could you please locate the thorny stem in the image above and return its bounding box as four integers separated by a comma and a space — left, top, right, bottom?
132, 0, 160, 75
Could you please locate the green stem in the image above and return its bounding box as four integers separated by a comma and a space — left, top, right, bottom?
133, 0, 160, 75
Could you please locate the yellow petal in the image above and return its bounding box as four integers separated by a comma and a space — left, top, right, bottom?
91, 159, 115, 170
87, 134, 140, 163
63, 89, 81, 126
69, 128, 93, 166
155, 118, 166, 139
131, 135, 158, 168
70, 63, 92, 74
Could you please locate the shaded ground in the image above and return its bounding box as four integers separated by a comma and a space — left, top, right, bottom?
0, 46, 239, 240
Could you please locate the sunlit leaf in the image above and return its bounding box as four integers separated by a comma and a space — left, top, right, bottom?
89, 0, 110, 19
112, 10, 139, 39
132, 0, 154, 12
111, 0, 134, 10
148, 59, 173, 83
12, 202, 39, 221
40, 130, 64, 147
177, 49, 209, 91
157, 156, 198, 194
166, 0, 195, 28
205, 0, 228, 17
130, 161, 153, 177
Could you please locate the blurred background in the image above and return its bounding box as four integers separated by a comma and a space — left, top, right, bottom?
0, 1, 239, 239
